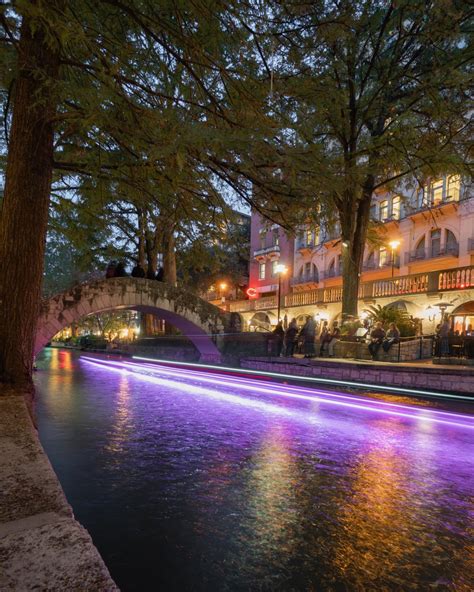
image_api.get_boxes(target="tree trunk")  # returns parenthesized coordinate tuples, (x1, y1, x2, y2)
(0, 5, 61, 388)
(163, 229, 177, 286)
(339, 177, 374, 320)
(137, 208, 146, 267)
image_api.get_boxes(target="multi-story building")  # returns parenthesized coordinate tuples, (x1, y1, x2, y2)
(229, 175, 474, 334)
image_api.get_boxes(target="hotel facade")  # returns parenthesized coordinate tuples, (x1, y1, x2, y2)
(227, 175, 474, 335)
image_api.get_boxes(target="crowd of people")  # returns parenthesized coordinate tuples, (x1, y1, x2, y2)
(272, 317, 342, 358)
(105, 261, 164, 281)
(434, 317, 474, 357)
(272, 316, 401, 360)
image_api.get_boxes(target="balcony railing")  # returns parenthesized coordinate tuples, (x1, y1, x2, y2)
(323, 268, 341, 279)
(253, 245, 280, 258)
(290, 273, 319, 286)
(407, 245, 459, 263)
(227, 265, 474, 312)
(296, 241, 315, 252)
(362, 257, 400, 272)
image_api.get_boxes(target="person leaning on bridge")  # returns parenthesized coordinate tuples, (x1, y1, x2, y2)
(115, 261, 128, 277)
(131, 263, 146, 278)
(368, 321, 385, 360)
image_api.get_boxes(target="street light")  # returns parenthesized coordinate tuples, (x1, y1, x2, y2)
(388, 240, 401, 277)
(275, 263, 287, 323)
(219, 282, 227, 304)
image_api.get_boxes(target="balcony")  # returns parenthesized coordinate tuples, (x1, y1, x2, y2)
(407, 245, 459, 263)
(403, 193, 468, 219)
(296, 241, 315, 255)
(322, 268, 341, 280)
(253, 244, 280, 261)
(226, 265, 474, 312)
(290, 273, 319, 289)
(363, 257, 400, 272)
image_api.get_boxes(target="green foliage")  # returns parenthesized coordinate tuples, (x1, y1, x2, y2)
(365, 304, 417, 337)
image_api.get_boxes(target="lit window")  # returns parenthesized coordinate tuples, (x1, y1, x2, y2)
(271, 260, 278, 276)
(259, 262, 265, 279)
(379, 247, 388, 267)
(430, 179, 444, 205)
(380, 201, 389, 221)
(392, 196, 401, 220)
(446, 175, 460, 202)
(314, 227, 320, 245)
(305, 229, 313, 245)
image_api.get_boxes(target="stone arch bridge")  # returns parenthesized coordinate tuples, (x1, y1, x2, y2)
(36, 278, 240, 362)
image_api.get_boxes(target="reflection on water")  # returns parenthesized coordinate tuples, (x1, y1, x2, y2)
(35, 349, 474, 591)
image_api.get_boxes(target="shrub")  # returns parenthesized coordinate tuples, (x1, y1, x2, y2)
(364, 304, 417, 337)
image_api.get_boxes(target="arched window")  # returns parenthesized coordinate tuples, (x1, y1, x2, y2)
(415, 236, 426, 260)
(445, 230, 459, 255)
(327, 259, 336, 278)
(430, 229, 441, 257)
(367, 251, 375, 269)
(312, 264, 319, 282)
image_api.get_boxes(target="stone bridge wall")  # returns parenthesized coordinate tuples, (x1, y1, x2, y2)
(36, 278, 238, 362)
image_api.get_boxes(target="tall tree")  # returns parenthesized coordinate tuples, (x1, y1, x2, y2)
(0, 1, 63, 387)
(262, 0, 472, 317)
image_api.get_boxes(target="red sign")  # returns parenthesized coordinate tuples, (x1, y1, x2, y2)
(246, 287, 258, 298)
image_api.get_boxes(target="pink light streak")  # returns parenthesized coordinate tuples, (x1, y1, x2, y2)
(81, 357, 474, 431)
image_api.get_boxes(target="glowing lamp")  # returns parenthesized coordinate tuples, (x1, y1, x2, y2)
(275, 263, 287, 275)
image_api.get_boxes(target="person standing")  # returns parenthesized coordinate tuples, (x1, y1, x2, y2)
(326, 321, 341, 357)
(439, 316, 450, 356)
(318, 320, 329, 355)
(273, 322, 285, 357)
(284, 318, 298, 357)
(301, 316, 316, 358)
(368, 321, 386, 359)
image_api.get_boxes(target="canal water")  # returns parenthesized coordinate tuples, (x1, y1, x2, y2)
(35, 349, 473, 591)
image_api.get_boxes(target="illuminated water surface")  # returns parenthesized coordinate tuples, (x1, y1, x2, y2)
(35, 349, 474, 591)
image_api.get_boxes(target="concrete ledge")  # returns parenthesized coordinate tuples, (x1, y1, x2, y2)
(241, 357, 474, 394)
(0, 393, 118, 591)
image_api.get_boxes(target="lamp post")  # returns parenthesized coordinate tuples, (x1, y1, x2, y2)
(275, 263, 287, 323)
(389, 240, 401, 277)
(219, 282, 227, 304)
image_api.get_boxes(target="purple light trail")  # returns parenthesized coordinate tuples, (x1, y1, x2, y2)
(132, 356, 473, 401)
(81, 357, 474, 430)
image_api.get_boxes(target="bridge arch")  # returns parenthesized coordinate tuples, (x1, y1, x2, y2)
(36, 278, 234, 362)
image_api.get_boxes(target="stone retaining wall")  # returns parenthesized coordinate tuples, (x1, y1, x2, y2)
(331, 337, 433, 362)
(0, 393, 118, 590)
(241, 357, 474, 394)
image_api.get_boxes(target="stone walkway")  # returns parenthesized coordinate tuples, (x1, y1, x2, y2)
(0, 392, 118, 591)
